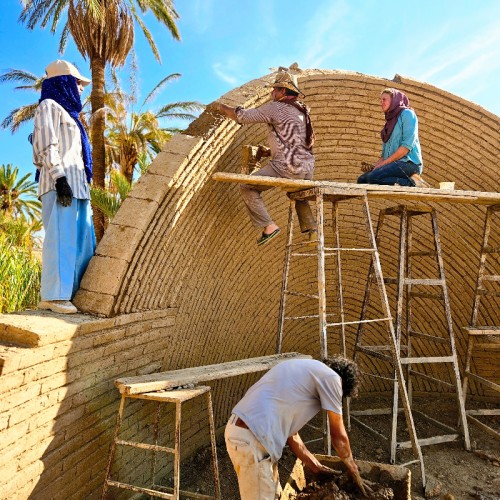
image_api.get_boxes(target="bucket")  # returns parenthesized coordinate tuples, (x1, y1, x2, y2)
(281, 454, 411, 499)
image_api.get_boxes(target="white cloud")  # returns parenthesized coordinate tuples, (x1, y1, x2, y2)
(212, 62, 240, 86)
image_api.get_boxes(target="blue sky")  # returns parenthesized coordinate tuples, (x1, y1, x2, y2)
(1, 0, 500, 181)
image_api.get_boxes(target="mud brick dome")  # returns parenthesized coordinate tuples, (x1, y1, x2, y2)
(74, 69, 499, 393)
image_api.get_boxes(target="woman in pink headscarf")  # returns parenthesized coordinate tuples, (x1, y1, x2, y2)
(358, 88, 430, 187)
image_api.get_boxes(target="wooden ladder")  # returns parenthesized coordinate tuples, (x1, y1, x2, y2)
(462, 203, 500, 439)
(350, 205, 470, 474)
(275, 187, 427, 486)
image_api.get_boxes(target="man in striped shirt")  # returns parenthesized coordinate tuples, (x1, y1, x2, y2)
(211, 72, 317, 246)
(32, 60, 96, 314)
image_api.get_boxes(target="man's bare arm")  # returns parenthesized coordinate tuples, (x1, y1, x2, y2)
(286, 433, 335, 475)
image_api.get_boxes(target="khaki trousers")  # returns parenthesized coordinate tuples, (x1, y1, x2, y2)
(239, 162, 316, 232)
(225, 414, 281, 500)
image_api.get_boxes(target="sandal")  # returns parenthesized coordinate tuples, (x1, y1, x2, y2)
(257, 228, 280, 246)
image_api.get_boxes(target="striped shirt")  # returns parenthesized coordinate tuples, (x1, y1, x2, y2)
(235, 101, 314, 176)
(32, 99, 90, 199)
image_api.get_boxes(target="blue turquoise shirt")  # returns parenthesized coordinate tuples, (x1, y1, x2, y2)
(382, 108, 423, 169)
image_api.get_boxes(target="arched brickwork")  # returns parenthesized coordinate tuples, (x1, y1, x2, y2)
(74, 69, 499, 395)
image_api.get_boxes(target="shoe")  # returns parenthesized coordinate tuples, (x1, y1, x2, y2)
(38, 300, 78, 314)
(257, 228, 280, 246)
(411, 174, 432, 188)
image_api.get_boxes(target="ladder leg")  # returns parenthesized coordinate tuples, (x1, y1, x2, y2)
(276, 200, 295, 354)
(333, 201, 346, 357)
(471, 206, 494, 326)
(316, 193, 327, 359)
(101, 395, 127, 500)
(431, 211, 471, 450)
(391, 208, 408, 463)
(361, 196, 427, 487)
(206, 391, 221, 499)
(151, 401, 162, 487)
(406, 215, 415, 406)
(174, 401, 182, 500)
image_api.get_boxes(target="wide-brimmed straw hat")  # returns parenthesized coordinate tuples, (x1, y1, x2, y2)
(45, 60, 91, 86)
(271, 71, 304, 97)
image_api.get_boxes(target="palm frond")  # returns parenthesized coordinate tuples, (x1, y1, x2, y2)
(0, 69, 39, 85)
(142, 73, 180, 107)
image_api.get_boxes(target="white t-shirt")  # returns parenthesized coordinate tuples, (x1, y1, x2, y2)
(232, 359, 343, 462)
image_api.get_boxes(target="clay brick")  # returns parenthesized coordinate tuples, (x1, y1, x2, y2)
(79, 255, 128, 296)
(95, 223, 145, 262)
(111, 196, 159, 232)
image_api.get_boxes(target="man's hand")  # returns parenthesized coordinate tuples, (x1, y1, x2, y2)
(55, 176, 73, 207)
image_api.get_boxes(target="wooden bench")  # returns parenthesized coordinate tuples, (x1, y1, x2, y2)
(103, 353, 311, 499)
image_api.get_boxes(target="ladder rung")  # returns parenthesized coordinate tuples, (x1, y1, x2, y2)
(473, 342, 500, 350)
(324, 247, 376, 252)
(413, 409, 459, 434)
(464, 372, 500, 392)
(409, 330, 449, 344)
(291, 252, 317, 257)
(115, 439, 174, 454)
(400, 355, 455, 364)
(477, 289, 500, 297)
(355, 346, 392, 362)
(327, 317, 391, 328)
(285, 290, 319, 299)
(466, 415, 500, 440)
(482, 246, 500, 254)
(397, 434, 460, 449)
(408, 250, 437, 257)
(105, 480, 174, 499)
(466, 409, 500, 416)
(409, 291, 444, 300)
(482, 274, 500, 282)
(285, 314, 320, 320)
(404, 278, 445, 286)
(408, 369, 454, 388)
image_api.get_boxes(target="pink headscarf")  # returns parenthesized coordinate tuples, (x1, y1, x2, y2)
(380, 89, 412, 143)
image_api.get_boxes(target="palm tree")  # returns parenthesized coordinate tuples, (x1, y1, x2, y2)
(105, 72, 204, 184)
(0, 164, 41, 222)
(90, 169, 132, 221)
(19, 0, 181, 240)
(0, 69, 44, 133)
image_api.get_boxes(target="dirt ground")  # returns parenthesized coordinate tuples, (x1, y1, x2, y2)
(178, 396, 499, 499)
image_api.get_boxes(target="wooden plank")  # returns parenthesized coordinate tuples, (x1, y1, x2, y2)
(212, 173, 500, 205)
(398, 434, 460, 449)
(116, 352, 311, 395)
(464, 327, 500, 336)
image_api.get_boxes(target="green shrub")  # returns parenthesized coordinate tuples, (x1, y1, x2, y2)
(0, 233, 41, 313)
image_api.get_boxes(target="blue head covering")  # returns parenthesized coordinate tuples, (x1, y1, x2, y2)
(36, 74, 93, 183)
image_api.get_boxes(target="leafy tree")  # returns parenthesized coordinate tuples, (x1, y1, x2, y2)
(20, 0, 181, 240)
(0, 164, 41, 222)
(105, 70, 204, 184)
